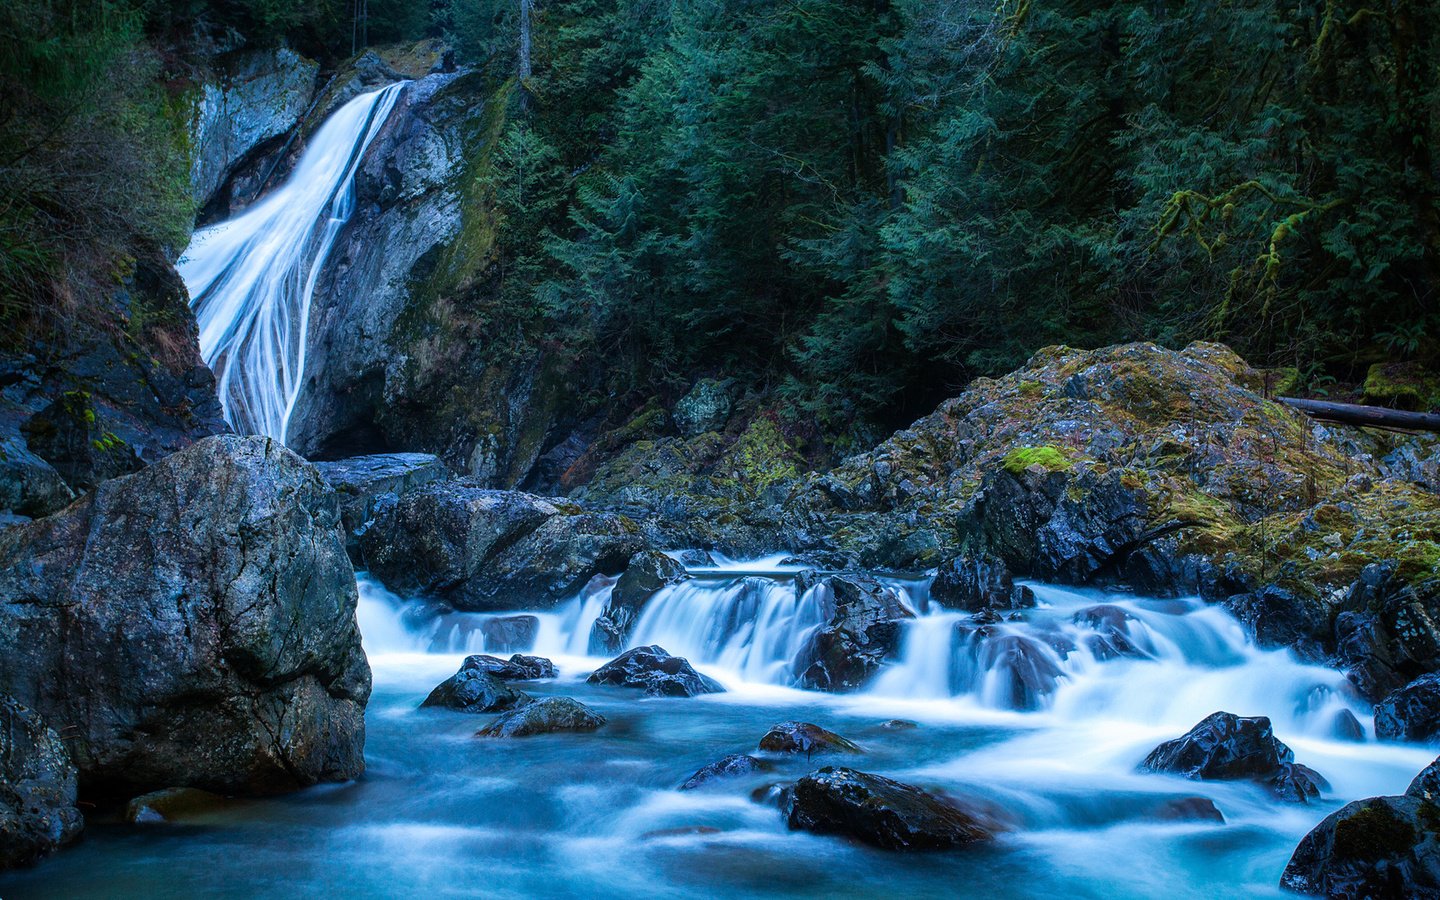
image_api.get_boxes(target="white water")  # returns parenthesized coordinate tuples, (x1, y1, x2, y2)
(178, 83, 406, 441)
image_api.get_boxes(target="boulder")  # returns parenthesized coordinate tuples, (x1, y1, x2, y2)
(358, 481, 644, 611)
(673, 379, 734, 436)
(758, 722, 861, 756)
(1151, 796, 1225, 823)
(312, 452, 448, 555)
(586, 646, 725, 698)
(1141, 712, 1323, 803)
(1073, 605, 1148, 661)
(467, 654, 558, 681)
(931, 554, 1036, 612)
(793, 573, 914, 692)
(421, 664, 531, 713)
(0, 434, 74, 519)
(971, 631, 1066, 710)
(1376, 674, 1440, 743)
(475, 697, 606, 738)
(0, 696, 82, 869)
(124, 787, 228, 824)
(1281, 795, 1440, 898)
(679, 754, 768, 791)
(481, 615, 540, 654)
(590, 550, 689, 654)
(781, 767, 993, 850)
(0, 435, 368, 797)
(1408, 757, 1440, 802)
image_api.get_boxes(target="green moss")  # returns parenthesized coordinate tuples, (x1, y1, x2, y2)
(1002, 445, 1071, 475)
(716, 417, 802, 494)
(1332, 803, 1416, 862)
(1017, 380, 1043, 397)
(1363, 362, 1440, 411)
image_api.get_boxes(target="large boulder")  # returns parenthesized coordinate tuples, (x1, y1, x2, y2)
(475, 697, 605, 738)
(1375, 674, 1440, 743)
(931, 554, 1036, 612)
(793, 573, 914, 691)
(673, 379, 734, 437)
(589, 550, 689, 654)
(758, 722, 861, 756)
(0, 695, 83, 869)
(954, 624, 1066, 710)
(1141, 712, 1324, 802)
(357, 480, 644, 611)
(466, 653, 558, 681)
(0, 435, 368, 797)
(421, 663, 531, 713)
(781, 767, 994, 850)
(312, 452, 449, 555)
(586, 646, 725, 698)
(1281, 795, 1440, 897)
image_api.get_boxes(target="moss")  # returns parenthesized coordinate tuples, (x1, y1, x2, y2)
(1017, 380, 1043, 398)
(1332, 803, 1416, 862)
(715, 416, 802, 494)
(1363, 362, 1440, 411)
(1002, 446, 1071, 476)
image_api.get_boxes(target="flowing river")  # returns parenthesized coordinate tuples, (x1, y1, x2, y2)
(3, 557, 1431, 899)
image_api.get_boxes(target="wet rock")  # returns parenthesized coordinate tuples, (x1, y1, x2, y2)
(1332, 709, 1366, 742)
(781, 767, 993, 850)
(587, 646, 724, 698)
(313, 452, 449, 556)
(880, 719, 919, 730)
(590, 551, 689, 654)
(974, 633, 1066, 710)
(0, 434, 74, 518)
(0, 435, 368, 798)
(421, 664, 531, 714)
(467, 654, 558, 681)
(1376, 674, 1440, 743)
(673, 379, 733, 436)
(124, 787, 228, 824)
(1152, 796, 1225, 823)
(1408, 758, 1440, 801)
(475, 697, 605, 738)
(758, 722, 861, 756)
(932, 554, 1036, 612)
(358, 481, 645, 611)
(679, 549, 717, 567)
(679, 755, 768, 790)
(1073, 605, 1148, 660)
(751, 782, 791, 806)
(1224, 586, 1330, 656)
(794, 573, 914, 692)
(481, 615, 539, 654)
(1281, 795, 1440, 898)
(1141, 712, 1322, 803)
(0, 696, 82, 869)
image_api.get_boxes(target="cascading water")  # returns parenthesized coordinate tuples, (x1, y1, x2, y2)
(178, 83, 406, 442)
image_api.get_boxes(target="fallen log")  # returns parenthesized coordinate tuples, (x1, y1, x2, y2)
(1280, 397, 1440, 434)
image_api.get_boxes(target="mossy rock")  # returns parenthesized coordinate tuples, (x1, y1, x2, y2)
(1001, 446, 1071, 476)
(1363, 362, 1440, 411)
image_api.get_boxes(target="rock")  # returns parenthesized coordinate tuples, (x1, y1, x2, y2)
(758, 722, 861, 756)
(1281, 795, 1440, 898)
(358, 480, 645, 611)
(781, 767, 993, 850)
(679, 755, 768, 790)
(590, 551, 689, 654)
(673, 379, 734, 436)
(586, 646, 725, 698)
(124, 787, 228, 824)
(1376, 674, 1440, 743)
(1151, 796, 1225, 823)
(679, 549, 717, 567)
(1073, 605, 1148, 660)
(1141, 712, 1322, 802)
(466, 654, 558, 681)
(481, 615, 540, 654)
(312, 452, 449, 556)
(0, 435, 368, 797)
(421, 663, 532, 713)
(0, 696, 82, 869)
(793, 573, 914, 691)
(879, 719, 919, 730)
(1224, 585, 1330, 655)
(475, 698, 605, 738)
(0, 434, 74, 518)
(971, 632, 1066, 710)
(1333, 709, 1366, 742)
(1407, 757, 1440, 801)
(641, 825, 722, 840)
(932, 554, 1036, 612)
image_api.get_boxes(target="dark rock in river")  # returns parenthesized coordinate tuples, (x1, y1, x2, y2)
(932, 554, 1036, 612)
(1408, 757, 1440, 802)
(1332, 709, 1366, 742)
(587, 646, 725, 698)
(124, 787, 229, 824)
(0, 435, 368, 798)
(781, 767, 993, 851)
(1073, 605, 1148, 661)
(466, 654, 558, 681)
(1141, 712, 1323, 803)
(421, 664, 532, 713)
(313, 452, 449, 557)
(1281, 794, 1440, 898)
(1334, 563, 1440, 702)
(758, 722, 861, 756)
(0, 695, 82, 869)
(476, 697, 605, 738)
(1151, 796, 1225, 824)
(1376, 674, 1440, 744)
(481, 615, 540, 654)
(590, 550, 689, 654)
(358, 480, 645, 611)
(679, 754, 769, 790)
(793, 573, 914, 692)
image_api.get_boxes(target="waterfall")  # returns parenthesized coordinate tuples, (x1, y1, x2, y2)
(178, 83, 407, 442)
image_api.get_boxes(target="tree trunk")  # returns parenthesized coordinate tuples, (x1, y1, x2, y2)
(1280, 397, 1440, 433)
(519, 0, 534, 112)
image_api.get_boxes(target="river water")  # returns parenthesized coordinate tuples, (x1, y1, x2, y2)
(3, 557, 1432, 898)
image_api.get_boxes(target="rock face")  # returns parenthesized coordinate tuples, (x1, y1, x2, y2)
(1141, 712, 1324, 802)
(758, 722, 861, 756)
(0, 696, 83, 869)
(931, 554, 1036, 612)
(358, 480, 644, 611)
(679, 755, 768, 790)
(793, 573, 914, 691)
(673, 379, 734, 436)
(587, 646, 725, 698)
(313, 452, 449, 555)
(0, 435, 368, 797)
(590, 551, 689, 654)
(475, 697, 606, 738)
(1281, 792, 1440, 897)
(1375, 674, 1440, 743)
(421, 662, 532, 713)
(781, 767, 993, 851)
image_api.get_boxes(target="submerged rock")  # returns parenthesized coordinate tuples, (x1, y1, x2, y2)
(475, 698, 606, 738)
(781, 767, 993, 851)
(1376, 674, 1440, 744)
(1141, 712, 1324, 803)
(1281, 795, 1440, 898)
(1073, 605, 1148, 661)
(793, 573, 914, 692)
(466, 654, 558, 681)
(758, 722, 862, 756)
(1151, 796, 1225, 824)
(0, 435, 368, 798)
(587, 646, 725, 698)
(0, 696, 82, 869)
(679, 755, 769, 790)
(421, 664, 531, 714)
(124, 787, 228, 824)
(590, 550, 689, 654)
